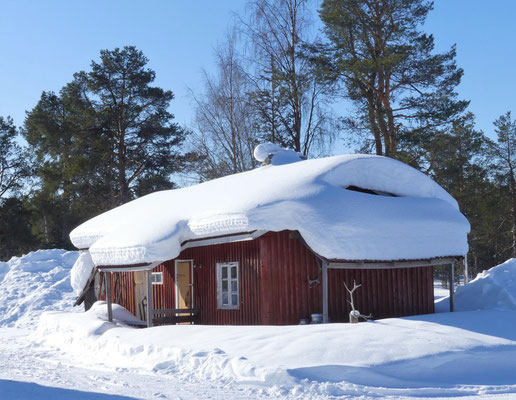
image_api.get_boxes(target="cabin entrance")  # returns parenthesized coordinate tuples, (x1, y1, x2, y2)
(134, 270, 147, 321)
(175, 260, 193, 312)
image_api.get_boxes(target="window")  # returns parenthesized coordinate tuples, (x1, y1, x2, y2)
(216, 262, 239, 309)
(151, 271, 163, 285)
(344, 185, 396, 197)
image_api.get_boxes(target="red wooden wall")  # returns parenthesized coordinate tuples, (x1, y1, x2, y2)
(259, 231, 322, 324)
(327, 266, 434, 322)
(101, 230, 435, 325)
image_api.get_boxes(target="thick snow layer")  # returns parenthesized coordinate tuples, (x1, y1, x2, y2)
(70, 251, 94, 294)
(437, 258, 516, 313)
(0, 249, 78, 327)
(33, 305, 516, 398)
(70, 154, 469, 266)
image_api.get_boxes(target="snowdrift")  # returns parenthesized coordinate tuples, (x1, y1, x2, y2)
(33, 303, 516, 397)
(70, 154, 469, 266)
(0, 249, 78, 327)
(437, 258, 516, 312)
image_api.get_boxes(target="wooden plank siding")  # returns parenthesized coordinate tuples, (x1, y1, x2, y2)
(259, 231, 322, 324)
(327, 266, 435, 321)
(99, 230, 435, 325)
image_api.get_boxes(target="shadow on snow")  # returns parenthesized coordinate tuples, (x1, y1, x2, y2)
(0, 379, 137, 400)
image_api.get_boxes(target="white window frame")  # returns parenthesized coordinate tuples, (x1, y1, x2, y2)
(151, 271, 163, 285)
(216, 262, 239, 310)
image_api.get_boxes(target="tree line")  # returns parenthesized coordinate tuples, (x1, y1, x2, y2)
(1, 0, 515, 278)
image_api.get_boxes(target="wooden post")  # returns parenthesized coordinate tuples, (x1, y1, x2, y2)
(449, 263, 455, 312)
(105, 272, 113, 323)
(322, 260, 329, 323)
(146, 269, 153, 327)
(464, 255, 469, 284)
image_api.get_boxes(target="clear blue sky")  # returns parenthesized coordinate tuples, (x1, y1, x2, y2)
(1, 0, 515, 145)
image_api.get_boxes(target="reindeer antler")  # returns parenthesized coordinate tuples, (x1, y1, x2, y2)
(344, 280, 361, 311)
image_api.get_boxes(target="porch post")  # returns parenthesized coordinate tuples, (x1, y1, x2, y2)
(146, 269, 153, 327)
(464, 255, 469, 284)
(449, 263, 455, 312)
(322, 260, 329, 323)
(105, 272, 113, 323)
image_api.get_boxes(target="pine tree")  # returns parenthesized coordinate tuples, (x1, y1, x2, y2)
(0, 116, 29, 200)
(24, 47, 189, 245)
(315, 0, 468, 159)
(489, 111, 516, 258)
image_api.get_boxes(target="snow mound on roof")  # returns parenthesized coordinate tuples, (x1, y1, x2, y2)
(438, 259, 516, 312)
(70, 154, 469, 266)
(0, 249, 78, 327)
(253, 142, 305, 165)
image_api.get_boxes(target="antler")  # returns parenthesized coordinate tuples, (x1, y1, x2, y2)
(343, 280, 361, 311)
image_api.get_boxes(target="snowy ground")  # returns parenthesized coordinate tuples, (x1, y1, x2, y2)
(1, 250, 516, 399)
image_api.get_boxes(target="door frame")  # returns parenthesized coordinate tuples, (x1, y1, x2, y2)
(174, 259, 194, 309)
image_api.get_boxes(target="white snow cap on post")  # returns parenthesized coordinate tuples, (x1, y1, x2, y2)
(253, 142, 305, 166)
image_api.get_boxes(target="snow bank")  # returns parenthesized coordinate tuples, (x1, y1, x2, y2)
(437, 258, 516, 312)
(0, 249, 78, 327)
(33, 305, 516, 396)
(70, 153, 469, 266)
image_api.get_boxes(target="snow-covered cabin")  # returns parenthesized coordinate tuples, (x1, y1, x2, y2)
(70, 144, 469, 326)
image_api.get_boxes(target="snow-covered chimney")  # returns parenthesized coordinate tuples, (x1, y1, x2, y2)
(253, 143, 306, 166)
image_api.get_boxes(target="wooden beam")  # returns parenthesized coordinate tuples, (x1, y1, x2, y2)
(146, 269, 153, 327)
(449, 263, 455, 312)
(151, 308, 199, 315)
(328, 257, 461, 270)
(464, 255, 469, 284)
(105, 272, 113, 323)
(322, 260, 329, 323)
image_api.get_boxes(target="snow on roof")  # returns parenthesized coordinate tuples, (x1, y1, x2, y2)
(70, 152, 469, 266)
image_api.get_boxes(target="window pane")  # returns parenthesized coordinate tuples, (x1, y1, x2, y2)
(222, 293, 228, 305)
(231, 266, 237, 279)
(232, 294, 238, 306)
(231, 281, 237, 292)
(222, 280, 228, 291)
(221, 266, 228, 279)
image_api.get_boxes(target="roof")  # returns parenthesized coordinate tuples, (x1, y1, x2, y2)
(70, 153, 470, 266)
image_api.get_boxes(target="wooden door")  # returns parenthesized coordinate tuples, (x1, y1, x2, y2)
(175, 261, 193, 310)
(134, 271, 146, 321)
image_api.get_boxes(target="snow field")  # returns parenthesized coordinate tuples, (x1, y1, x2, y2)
(4, 249, 516, 398)
(32, 303, 516, 398)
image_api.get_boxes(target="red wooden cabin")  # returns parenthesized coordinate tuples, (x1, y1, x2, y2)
(72, 148, 468, 326)
(89, 229, 457, 326)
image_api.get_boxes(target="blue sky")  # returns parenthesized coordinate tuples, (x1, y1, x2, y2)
(0, 0, 515, 146)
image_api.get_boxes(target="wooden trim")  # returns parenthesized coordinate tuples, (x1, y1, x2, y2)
(180, 231, 267, 251)
(328, 257, 463, 270)
(98, 261, 161, 272)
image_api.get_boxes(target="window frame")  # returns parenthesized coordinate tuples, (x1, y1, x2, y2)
(216, 262, 239, 310)
(151, 271, 163, 285)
